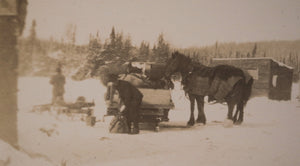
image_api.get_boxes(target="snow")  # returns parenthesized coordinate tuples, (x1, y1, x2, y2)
(0, 140, 52, 166)
(1, 77, 300, 166)
(213, 57, 293, 69)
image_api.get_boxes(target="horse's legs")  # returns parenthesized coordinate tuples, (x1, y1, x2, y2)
(195, 95, 206, 124)
(187, 93, 196, 126)
(227, 101, 235, 121)
(232, 107, 239, 123)
(235, 102, 244, 124)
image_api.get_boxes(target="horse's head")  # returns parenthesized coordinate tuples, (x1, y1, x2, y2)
(165, 51, 191, 78)
(165, 51, 181, 77)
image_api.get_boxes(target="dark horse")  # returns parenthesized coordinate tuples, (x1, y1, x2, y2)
(165, 52, 253, 125)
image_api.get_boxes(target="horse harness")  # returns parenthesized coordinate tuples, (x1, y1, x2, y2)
(180, 60, 214, 87)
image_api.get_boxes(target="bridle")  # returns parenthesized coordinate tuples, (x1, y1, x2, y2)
(178, 57, 194, 86)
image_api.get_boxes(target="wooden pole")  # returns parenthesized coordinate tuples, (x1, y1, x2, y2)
(0, 16, 19, 147)
(0, 0, 27, 147)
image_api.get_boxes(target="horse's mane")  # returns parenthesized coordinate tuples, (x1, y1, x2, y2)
(172, 52, 214, 77)
(173, 51, 245, 81)
(172, 51, 192, 65)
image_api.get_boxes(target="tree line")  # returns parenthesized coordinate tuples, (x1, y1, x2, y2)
(18, 20, 300, 80)
(18, 21, 171, 77)
(179, 40, 300, 80)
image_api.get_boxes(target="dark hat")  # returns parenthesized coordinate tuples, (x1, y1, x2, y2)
(108, 74, 119, 82)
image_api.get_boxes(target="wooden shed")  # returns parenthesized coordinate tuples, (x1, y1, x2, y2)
(212, 57, 294, 100)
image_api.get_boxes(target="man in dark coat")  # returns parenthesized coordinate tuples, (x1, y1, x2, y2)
(50, 67, 66, 105)
(108, 74, 143, 134)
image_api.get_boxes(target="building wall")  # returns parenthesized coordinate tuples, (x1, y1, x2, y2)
(269, 61, 293, 100)
(212, 58, 272, 97)
(212, 58, 293, 100)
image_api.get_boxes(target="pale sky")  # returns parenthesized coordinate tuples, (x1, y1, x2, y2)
(23, 0, 300, 48)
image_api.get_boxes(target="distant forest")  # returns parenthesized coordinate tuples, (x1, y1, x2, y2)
(18, 20, 300, 81)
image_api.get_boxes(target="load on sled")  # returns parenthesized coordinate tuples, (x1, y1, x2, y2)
(105, 63, 174, 132)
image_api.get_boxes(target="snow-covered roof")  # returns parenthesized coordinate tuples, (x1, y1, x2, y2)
(272, 59, 294, 70)
(213, 57, 293, 70)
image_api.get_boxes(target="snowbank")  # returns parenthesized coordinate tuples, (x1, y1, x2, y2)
(0, 140, 52, 166)
(9, 77, 300, 165)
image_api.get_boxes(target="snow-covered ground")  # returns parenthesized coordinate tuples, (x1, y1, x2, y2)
(1, 77, 300, 166)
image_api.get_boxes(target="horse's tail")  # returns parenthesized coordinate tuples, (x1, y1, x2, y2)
(242, 77, 254, 106)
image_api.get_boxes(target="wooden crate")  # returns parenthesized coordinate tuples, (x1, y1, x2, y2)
(139, 88, 174, 109)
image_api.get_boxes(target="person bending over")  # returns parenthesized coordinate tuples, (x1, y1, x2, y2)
(108, 74, 143, 134)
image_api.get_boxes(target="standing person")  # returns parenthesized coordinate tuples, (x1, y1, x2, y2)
(50, 66, 66, 105)
(108, 74, 143, 134)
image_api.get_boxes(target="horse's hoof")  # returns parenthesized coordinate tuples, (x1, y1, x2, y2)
(232, 118, 237, 123)
(234, 121, 243, 125)
(187, 121, 195, 126)
(196, 119, 206, 125)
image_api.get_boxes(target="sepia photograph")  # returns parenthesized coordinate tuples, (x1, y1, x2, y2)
(1, 0, 300, 165)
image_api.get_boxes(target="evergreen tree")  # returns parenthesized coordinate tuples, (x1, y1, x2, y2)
(102, 27, 134, 61)
(235, 51, 240, 58)
(122, 36, 133, 60)
(27, 19, 37, 74)
(215, 41, 219, 57)
(252, 43, 257, 57)
(102, 27, 118, 60)
(152, 33, 170, 62)
(109, 26, 116, 50)
(71, 25, 77, 45)
(139, 41, 150, 61)
(76, 33, 102, 77)
(88, 33, 102, 58)
(151, 44, 157, 61)
(115, 33, 123, 58)
(29, 19, 37, 43)
(247, 52, 251, 58)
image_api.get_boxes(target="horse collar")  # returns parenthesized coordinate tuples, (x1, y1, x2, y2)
(180, 59, 194, 84)
(184, 60, 194, 74)
(187, 65, 194, 73)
